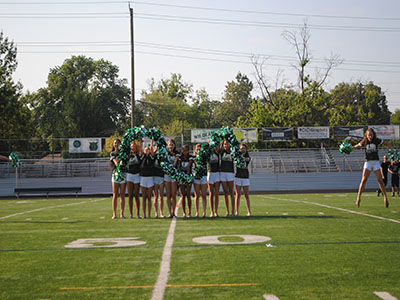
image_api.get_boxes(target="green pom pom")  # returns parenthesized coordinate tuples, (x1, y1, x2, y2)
(9, 152, 21, 168)
(339, 141, 353, 155)
(388, 149, 400, 161)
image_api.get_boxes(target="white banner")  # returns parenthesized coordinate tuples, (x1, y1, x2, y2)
(69, 138, 102, 153)
(233, 128, 258, 142)
(369, 125, 400, 140)
(298, 127, 330, 139)
(191, 129, 217, 143)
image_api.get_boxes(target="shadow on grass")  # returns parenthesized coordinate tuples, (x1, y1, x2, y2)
(176, 215, 340, 221)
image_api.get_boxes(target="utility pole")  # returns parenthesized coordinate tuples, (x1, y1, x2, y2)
(181, 114, 185, 146)
(129, 4, 135, 128)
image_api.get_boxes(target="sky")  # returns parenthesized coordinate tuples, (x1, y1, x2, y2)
(1, 0, 400, 113)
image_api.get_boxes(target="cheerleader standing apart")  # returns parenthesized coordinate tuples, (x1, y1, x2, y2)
(110, 139, 127, 219)
(352, 128, 393, 208)
(234, 144, 252, 216)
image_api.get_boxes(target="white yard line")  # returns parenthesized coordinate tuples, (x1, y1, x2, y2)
(374, 292, 399, 300)
(0, 199, 105, 220)
(262, 196, 400, 224)
(151, 200, 181, 300)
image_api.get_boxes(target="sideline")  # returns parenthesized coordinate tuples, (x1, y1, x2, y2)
(262, 195, 400, 224)
(0, 198, 107, 220)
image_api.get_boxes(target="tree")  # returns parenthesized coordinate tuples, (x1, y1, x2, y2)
(391, 109, 400, 125)
(281, 22, 342, 92)
(0, 31, 33, 142)
(214, 72, 254, 127)
(140, 73, 194, 136)
(328, 82, 390, 126)
(28, 55, 130, 138)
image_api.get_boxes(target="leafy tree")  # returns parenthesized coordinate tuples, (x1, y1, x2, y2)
(140, 73, 196, 135)
(328, 82, 390, 125)
(0, 31, 33, 141)
(391, 109, 400, 125)
(28, 55, 130, 138)
(214, 72, 254, 127)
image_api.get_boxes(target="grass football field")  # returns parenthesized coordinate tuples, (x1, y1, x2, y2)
(0, 193, 399, 300)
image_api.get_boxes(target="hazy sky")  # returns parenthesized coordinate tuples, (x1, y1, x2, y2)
(1, 0, 400, 112)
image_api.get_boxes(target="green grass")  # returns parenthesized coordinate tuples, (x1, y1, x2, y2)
(0, 193, 399, 299)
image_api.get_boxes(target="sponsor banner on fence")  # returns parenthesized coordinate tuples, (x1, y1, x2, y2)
(191, 129, 217, 143)
(232, 128, 258, 143)
(262, 127, 293, 141)
(333, 126, 364, 140)
(69, 138, 102, 153)
(298, 127, 330, 139)
(369, 125, 400, 140)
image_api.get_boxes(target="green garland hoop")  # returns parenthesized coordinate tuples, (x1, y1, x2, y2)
(9, 152, 21, 168)
(113, 126, 245, 184)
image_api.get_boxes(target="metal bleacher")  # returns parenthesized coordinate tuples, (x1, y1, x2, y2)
(0, 148, 372, 179)
(329, 149, 365, 172)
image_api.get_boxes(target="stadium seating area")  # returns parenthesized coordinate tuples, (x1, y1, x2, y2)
(0, 148, 372, 178)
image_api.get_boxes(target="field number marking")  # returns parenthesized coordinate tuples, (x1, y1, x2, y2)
(374, 292, 399, 300)
(64, 237, 146, 248)
(264, 295, 280, 300)
(193, 235, 271, 245)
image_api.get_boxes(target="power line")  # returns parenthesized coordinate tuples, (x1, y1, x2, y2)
(2, 11, 400, 32)
(16, 40, 400, 68)
(21, 48, 400, 74)
(133, 13, 400, 32)
(0, 1, 127, 4)
(1, 0, 399, 22)
(130, 1, 400, 22)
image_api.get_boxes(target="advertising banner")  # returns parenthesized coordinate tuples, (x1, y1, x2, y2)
(232, 128, 258, 143)
(333, 126, 364, 140)
(262, 127, 293, 141)
(191, 129, 217, 143)
(369, 125, 400, 140)
(69, 138, 102, 153)
(298, 127, 330, 139)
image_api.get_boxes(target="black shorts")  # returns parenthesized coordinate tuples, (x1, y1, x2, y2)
(391, 174, 399, 187)
(382, 177, 388, 186)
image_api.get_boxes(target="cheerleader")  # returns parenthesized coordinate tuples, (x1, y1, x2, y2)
(220, 140, 235, 217)
(110, 138, 127, 219)
(152, 145, 165, 218)
(177, 144, 194, 218)
(352, 128, 393, 208)
(126, 141, 142, 219)
(140, 144, 155, 218)
(234, 144, 252, 216)
(164, 139, 178, 218)
(193, 144, 208, 218)
(207, 145, 220, 217)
